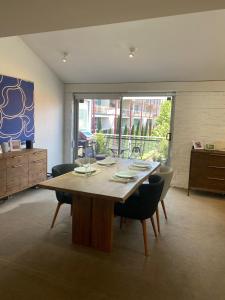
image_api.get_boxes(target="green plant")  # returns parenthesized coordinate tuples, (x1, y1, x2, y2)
(123, 124, 128, 135)
(95, 132, 105, 154)
(141, 126, 144, 137)
(135, 121, 140, 136)
(131, 124, 135, 135)
(152, 100, 171, 138)
(97, 118, 102, 133)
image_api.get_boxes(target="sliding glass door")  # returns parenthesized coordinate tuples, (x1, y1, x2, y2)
(73, 94, 173, 164)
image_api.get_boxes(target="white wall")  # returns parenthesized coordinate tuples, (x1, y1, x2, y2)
(0, 36, 64, 171)
(65, 82, 225, 189)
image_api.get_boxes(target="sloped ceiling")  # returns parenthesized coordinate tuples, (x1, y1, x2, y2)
(1, 0, 225, 37)
(22, 10, 225, 83)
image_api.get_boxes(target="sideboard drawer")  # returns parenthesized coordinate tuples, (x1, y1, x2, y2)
(207, 177, 225, 192)
(208, 153, 225, 167)
(207, 166, 225, 179)
(189, 149, 225, 195)
(0, 170, 6, 197)
(29, 150, 46, 163)
(0, 159, 6, 169)
(29, 159, 47, 185)
(7, 155, 27, 168)
(7, 164, 28, 192)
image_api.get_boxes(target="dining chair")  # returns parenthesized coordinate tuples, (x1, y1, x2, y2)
(155, 166, 174, 233)
(114, 175, 164, 256)
(51, 163, 78, 228)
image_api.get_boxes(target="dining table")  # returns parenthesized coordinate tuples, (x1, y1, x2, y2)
(38, 159, 160, 252)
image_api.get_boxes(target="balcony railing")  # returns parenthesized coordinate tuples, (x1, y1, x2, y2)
(79, 133, 168, 162)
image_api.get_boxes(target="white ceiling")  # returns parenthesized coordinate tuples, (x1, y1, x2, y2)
(1, 0, 225, 37)
(22, 10, 225, 83)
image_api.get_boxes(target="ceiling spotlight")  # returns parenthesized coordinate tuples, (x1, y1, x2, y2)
(129, 47, 136, 58)
(62, 52, 68, 63)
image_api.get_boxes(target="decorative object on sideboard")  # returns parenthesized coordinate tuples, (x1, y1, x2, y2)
(10, 140, 21, 151)
(0, 142, 10, 153)
(26, 140, 33, 149)
(204, 143, 215, 151)
(192, 141, 203, 149)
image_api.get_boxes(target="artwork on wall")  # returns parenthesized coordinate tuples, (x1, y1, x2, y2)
(0, 75, 34, 144)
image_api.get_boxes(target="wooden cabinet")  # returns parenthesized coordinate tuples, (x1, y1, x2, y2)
(188, 149, 225, 195)
(0, 149, 47, 199)
(0, 159, 6, 197)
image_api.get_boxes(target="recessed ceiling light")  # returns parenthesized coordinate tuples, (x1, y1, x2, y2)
(62, 52, 68, 63)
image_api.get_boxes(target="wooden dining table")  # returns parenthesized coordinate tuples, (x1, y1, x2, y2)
(38, 159, 160, 252)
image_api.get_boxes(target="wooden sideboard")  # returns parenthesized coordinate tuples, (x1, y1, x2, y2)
(188, 149, 225, 195)
(0, 148, 47, 199)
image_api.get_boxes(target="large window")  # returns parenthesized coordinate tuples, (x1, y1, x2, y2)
(75, 95, 173, 163)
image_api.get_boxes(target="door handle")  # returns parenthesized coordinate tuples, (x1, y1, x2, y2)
(166, 133, 172, 141)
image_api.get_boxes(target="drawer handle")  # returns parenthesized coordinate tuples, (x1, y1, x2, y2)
(208, 177, 225, 181)
(208, 166, 225, 169)
(12, 164, 23, 168)
(32, 159, 43, 163)
(209, 154, 225, 157)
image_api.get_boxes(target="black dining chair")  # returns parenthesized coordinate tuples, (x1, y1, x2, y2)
(114, 174, 164, 256)
(51, 163, 78, 228)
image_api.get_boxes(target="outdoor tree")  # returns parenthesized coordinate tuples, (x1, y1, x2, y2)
(116, 117, 120, 134)
(135, 121, 140, 136)
(123, 124, 128, 135)
(152, 100, 171, 137)
(152, 100, 171, 161)
(144, 120, 149, 136)
(131, 124, 135, 135)
(97, 118, 102, 133)
(148, 119, 152, 136)
(141, 125, 144, 137)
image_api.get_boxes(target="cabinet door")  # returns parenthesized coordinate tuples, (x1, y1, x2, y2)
(189, 152, 208, 189)
(6, 161, 28, 193)
(28, 151, 47, 186)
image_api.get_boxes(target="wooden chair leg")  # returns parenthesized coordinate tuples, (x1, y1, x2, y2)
(156, 207, 160, 234)
(161, 200, 168, 220)
(150, 216, 157, 238)
(51, 202, 62, 229)
(141, 220, 149, 256)
(70, 203, 73, 216)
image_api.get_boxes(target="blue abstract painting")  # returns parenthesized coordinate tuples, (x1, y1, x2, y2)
(0, 75, 34, 144)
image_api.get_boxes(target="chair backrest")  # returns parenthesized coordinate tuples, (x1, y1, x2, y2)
(156, 165, 174, 201)
(52, 163, 78, 202)
(52, 163, 78, 177)
(74, 157, 96, 166)
(138, 174, 164, 219)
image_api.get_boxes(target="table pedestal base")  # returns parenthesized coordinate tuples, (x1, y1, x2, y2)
(72, 195, 114, 252)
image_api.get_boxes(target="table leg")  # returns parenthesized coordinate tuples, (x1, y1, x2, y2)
(72, 195, 114, 252)
(72, 194, 92, 246)
(91, 198, 114, 252)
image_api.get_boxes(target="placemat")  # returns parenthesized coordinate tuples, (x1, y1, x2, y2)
(128, 165, 150, 171)
(71, 169, 102, 177)
(109, 175, 138, 184)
